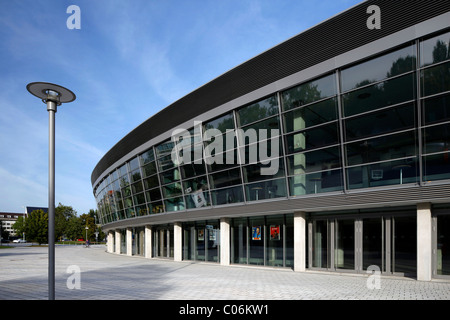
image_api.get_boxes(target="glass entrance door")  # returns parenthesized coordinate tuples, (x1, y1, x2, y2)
(335, 219, 355, 270)
(312, 220, 329, 269)
(362, 218, 383, 271)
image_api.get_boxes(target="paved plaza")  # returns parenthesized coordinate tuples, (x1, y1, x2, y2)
(1, 245, 450, 301)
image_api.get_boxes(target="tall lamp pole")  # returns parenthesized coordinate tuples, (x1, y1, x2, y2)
(26, 82, 76, 300)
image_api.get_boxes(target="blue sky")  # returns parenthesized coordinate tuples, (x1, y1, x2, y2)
(0, 0, 361, 215)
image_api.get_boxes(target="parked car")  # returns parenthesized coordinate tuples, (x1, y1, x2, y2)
(13, 239, 26, 243)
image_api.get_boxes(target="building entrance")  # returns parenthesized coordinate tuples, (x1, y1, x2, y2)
(308, 209, 416, 276)
(153, 225, 174, 258)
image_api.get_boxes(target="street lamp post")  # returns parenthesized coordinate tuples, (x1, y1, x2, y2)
(26, 82, 76, 300)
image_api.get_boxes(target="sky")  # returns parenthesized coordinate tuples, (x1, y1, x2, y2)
(0, 0, 362, 216)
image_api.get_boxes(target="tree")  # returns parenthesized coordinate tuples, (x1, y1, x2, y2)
(55, 203, 77, 240)
(18, 209, 48, 245)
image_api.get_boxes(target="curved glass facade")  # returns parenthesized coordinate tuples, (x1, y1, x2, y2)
(94, 30, 450, 226)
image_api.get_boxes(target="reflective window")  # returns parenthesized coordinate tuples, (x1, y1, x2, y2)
(281, 74, 336, 111)
(420, 31, 450, 67)
(164, 197, 185, 212)
(242, 158, 285, 183)
(289, 169, 343, 195)
(346, 131, 416, 166)
(347, 158, 418, 189)
(423, 152, 450, 182)
(342, 73, 416, 117)
(146, 187, 162, 202)
(155, 140, 175, 159)
(209, 168, 242, 189)
(345, 103, 416, 141)
(142, 161, 157, 177)
(159, 168, 180, 184)
(162, 182, 183, 198)
(204, 112, 235, 132)
(341, 45, 416, 92)
(140, 149, 155, 165)
(211, 186, 244, 205)
(283, 98, 337, 133)
(423, 123, 450, 155)
(421, 61, 450, 97)
(285, 122, 339, 154)
(422, 93, 450, 125)
(143, 175, 159, 190)
(237, 95, 278, 127)
(245, 178, 287, 201)
(287, 146, 341, 175)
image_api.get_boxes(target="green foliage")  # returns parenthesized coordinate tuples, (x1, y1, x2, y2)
(12, 204, 104, 244)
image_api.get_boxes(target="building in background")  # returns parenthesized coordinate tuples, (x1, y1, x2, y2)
(91, 1, 450, 281)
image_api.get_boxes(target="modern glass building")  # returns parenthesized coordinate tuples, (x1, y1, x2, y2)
(91, 1, 450, 280)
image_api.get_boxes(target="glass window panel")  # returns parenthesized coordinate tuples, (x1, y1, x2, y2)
(178, 144, 205, 170)
(119, 174, 130, 188)
(185, 190, 211, 209)
(346, 131, 417, 166)
(149, 201, 164, 214)
(140, 149, 155, 165)
(283, 98, 337, 133)
(285, 122, 339, 154)
(239, 137, 282, 165)
(162, 182, 183, 198)
(143, 175, 159, 190)
(342, 73, 416, 117)
(121, 186, 131, 198)
(146, 187, 162, 202)
(211, 186, 244, 205)
(312, 220, 328, 268)
(164, 197, 185, 212)
(131, 181, 143, 194)
(420, 31, 450, 67)
(111, 169, 119, 181)
(266, 215, 284, 267)
(345, 103, 416, 141)
(231, 218, 248, 264)
(437, 214, 450, 275)
(204, 132, 238, 156)
(129, 157, 139, 171)
(423, 123, 450, 155)
(118, 163, 128, 177)
(242, 158, 285, 183)
(209, 168, 242, 189)
(421, 61, 450, 97)
(347, 158, 418, 189)
(289, 169, 343, 196)
(133, 193, 146, 205)
(287, 146, 341, 175)
(159, 168, 180, 184)
(245, 178, 287, 201)
(142, 161, 157, 177)
(237, 95, 279, 126)
(335, 219, 355, 270)
(135, 205, 149, 217)
(362, 218, 383, 270)
(341, 45, 416, 92)
(206, 149, 240, 172)
(182, 176, 209, 194)
(423, 152, 450, 182)
(422, 93, 450, 125)
(281, 73, 336, 111)
(249, 217, 265, 265)
(204, 112, 235, 132)
(239, 116, 280, 143)
(393, 216, 416, 274)
(130, 168, 141, 183)
(123, 197, 133, 208)
(181, 162, 206, 179)
(155, 140, 175, 159)
(157, 153, 176, 172)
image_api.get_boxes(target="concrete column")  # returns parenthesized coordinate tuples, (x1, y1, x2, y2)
(174, 222, 183, 262)
(145, 225, 152, 258)
(417, 203, 432, 281)
(126, 228, 132, 256)
(107, 231, 114, 253)
(294, 211, 306, 272)
(220, 218, 230, 266)
(115, 229, 121, 254)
